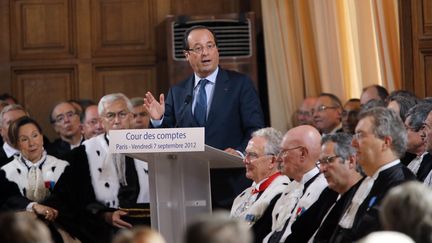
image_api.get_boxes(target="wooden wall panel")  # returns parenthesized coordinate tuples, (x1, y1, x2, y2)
(423, 0, 432, 35)
(93, 65, 156, 99)
(423, 54, 432, 94)
(0, 0, 264, 139)
(10, 0, 76, 60)
(170, 0, 240, 15)
(91, 0, 155, 57)
(400, 0, 432, 97)
(12, 67, 78, 139)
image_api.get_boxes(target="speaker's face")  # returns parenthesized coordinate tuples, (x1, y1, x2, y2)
(184, 29, 219, 78)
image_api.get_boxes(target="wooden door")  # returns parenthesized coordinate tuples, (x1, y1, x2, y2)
(400, 0, 432, 97)
(0, 0, 159, 139)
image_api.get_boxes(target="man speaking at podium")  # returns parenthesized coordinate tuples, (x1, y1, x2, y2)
(144, 25, 265, 209)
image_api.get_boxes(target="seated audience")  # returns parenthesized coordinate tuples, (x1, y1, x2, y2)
(306, 133, 364, 243)
(0, 93, 18, 105)
(81, 104, 104, 140)
(404, 104, 432, 170)
(230, 127, 289, 243)
(112, 226, 166, 243)
(423, 97, 432, 104)
(0, 100, 8, 112)
(313, 93, 343, 135)
(0, 212, 53, 243)
(263, 125, 328, 243)
(296, 97, 317, 126)
(67, 99, 84, 115)
(1, 117, 67, 214)
(387, 95, 418, 122)
(360, 99, 386, 112)
(130, 97, 150, 129)
(387, 89, 418, 100)
(1, 117, 69, 242)
(360, 85, 389, 105)
(185, 211, 252, 243)
(341, 99, 360, 134)
(0, 105, 29, 167)
(51, 93, 150, 243)
(419, 106, 432, 186)
(49, 101, 84, 159)
(380, 181, 432, 243)
(331, 107, 415, 242)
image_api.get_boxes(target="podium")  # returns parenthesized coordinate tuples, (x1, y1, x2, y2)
(128, 145, 243, 243)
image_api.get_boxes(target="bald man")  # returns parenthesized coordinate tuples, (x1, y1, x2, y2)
(263, 125, 329, 243)
(360, 85, 389, 105)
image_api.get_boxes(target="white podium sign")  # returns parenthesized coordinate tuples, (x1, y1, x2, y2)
(108, 127, 204, 153)
(109, 127, 242, 243)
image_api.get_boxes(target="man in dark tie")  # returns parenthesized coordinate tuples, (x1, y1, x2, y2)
(144, 25, 265, 209)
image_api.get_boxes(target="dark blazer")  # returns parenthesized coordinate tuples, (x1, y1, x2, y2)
(416, 153, 432, 181)
(160, 68, 265, 209)
(284, 187, 339, 243)
(0, 149, 13, 168)
(331, 163, 416, 242)
(161, 67, 265, 151)
(252, 193, 283, 243)
(48, 137, 82, 160)
(312, 178, 364, 243)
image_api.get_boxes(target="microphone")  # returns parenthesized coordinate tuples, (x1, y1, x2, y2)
(176, 95, 192, 127)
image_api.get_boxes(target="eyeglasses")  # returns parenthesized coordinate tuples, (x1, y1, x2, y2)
(276, 146, 303, 160)
(244, 151, 274, 161)
(103, 110, 129, 121)
(315, 105, 339, 113)
(186, 43, 217, 54)
(53, 111, 78, 124)
(316, 155, 340, 168)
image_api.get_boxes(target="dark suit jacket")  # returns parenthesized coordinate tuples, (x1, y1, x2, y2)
(0, 149, 13, 168)
(252, 193, 283, 243)
(48, 138, 73, 160)
(160, 68, 265, 209)
(284, 187, 339, 243)
(312, 178, 364, 243)
(161, 67, 265, 151)
(416, 152, 432, 181)
(331, 163, 416, 242)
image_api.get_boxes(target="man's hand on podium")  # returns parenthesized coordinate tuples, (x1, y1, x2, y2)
(103, 210, 132, 229)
